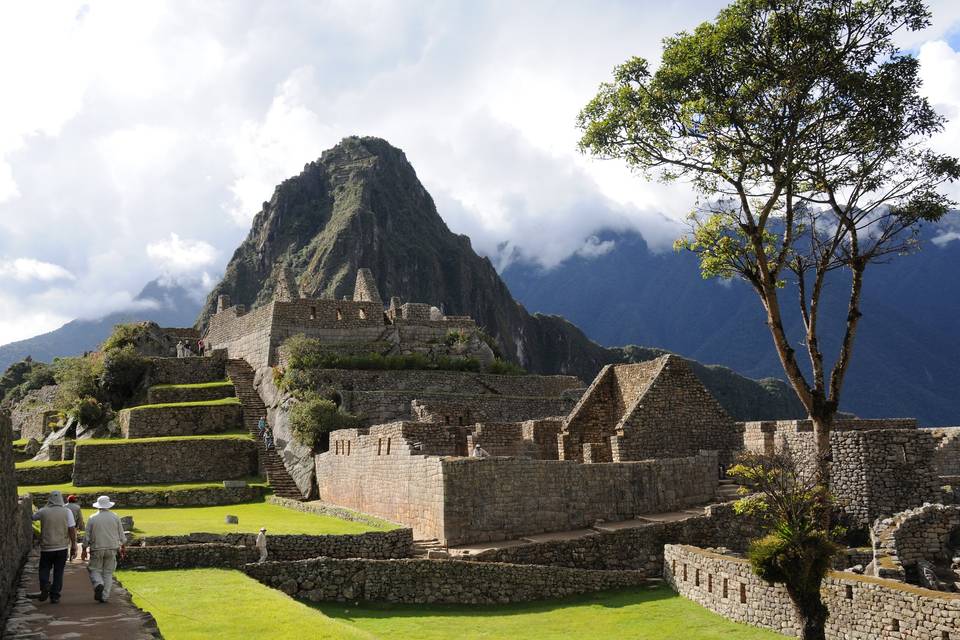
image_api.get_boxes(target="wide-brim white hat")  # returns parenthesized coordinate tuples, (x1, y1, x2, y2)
(92, 495, 115, 509)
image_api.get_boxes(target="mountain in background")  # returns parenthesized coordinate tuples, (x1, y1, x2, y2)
(502, 224, 960, 426)
(0, 279, 202, 372)
(197, 136, 804, 421)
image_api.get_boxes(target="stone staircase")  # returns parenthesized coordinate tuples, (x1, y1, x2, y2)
(716, 478, 744, 501)
(226, 358, 304, 500)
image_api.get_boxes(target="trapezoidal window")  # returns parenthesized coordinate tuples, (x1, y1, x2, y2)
(336, 308, 343, 321)
(377, 438, 383, 456)
(347, 441, 351, 456)
(310, 306, 316, 320)
(386, 437, 392, 455)
(358, 308, 366, 320)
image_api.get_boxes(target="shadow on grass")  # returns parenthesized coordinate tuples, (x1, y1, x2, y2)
(308, 585, 674, 622)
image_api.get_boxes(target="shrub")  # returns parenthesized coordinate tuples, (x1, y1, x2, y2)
(444, 329, 469, 346)
(101, 322, 148, 352)
(486, 359, 526, 376)
(70, 396, 106, 427)
(289, 392, 360, 450)
(100, 345, 150, 400)
(53, 354, 104, 412)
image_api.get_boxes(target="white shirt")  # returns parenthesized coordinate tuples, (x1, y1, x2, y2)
(255, 532, 267, 550)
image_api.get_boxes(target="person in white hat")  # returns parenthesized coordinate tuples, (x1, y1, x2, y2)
(256, 527, 268, 563)
(84, 496, 126, 603)
(31, 490, 77, 603)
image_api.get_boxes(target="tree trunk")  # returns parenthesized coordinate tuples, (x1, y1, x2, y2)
(787, 585, 829, 640)
(809, 410, 833, 490)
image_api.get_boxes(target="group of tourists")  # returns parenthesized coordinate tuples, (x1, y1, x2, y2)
(175, 339, 205, 358)
(31, 491, 126, 605)
(258, 416, 275, 450)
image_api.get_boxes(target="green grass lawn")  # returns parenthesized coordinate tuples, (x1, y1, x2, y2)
(149, 380, 233, 390)
(15, 459, 73, 469)
(83, 498, 395, 536)
(12, 438, 28, 447)
(118, 569, 783, 640)
(17, 477, 269, 496)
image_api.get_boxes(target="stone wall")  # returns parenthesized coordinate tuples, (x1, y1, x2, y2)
(205, 303, 276, 369)
(14, 461, 73, 485)
(466, 422, 528, 457)
(440, 453, 718, 546)
(73, 437, 258, 485)
(245, 557, 648, 604)
(744, 421, 940, 526)
(467, 502, 764, 575)
(522, 419, 563, 459)
(348, 391, 571, 426)
(933, 427, 960, 476)
(267, 496, 403, 528)
(872, 503, 960, 581)
(664, 544, 960, 639)
(318, 422, 718, 546)
(119, 402, 242, 438)
(24, 485, 265, 508)
(146, 382, 235, 404)
(1, 411, 34, 628)
(133, 528, 411, 561)
(124, 543, 254, 570)
(147, 353, 226, 386)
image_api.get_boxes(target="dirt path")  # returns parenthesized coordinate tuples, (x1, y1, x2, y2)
(3, 550, 160, 640)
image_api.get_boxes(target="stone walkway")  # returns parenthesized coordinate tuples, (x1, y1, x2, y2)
(3, 551, 160, 640)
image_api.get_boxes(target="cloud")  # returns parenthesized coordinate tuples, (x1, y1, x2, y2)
(0, 1, 957, 348)
(577, 236, 617, 259)
(0, 258, 74, 282)
(147, 233, 217, 274)
(933, 231, 960, 246)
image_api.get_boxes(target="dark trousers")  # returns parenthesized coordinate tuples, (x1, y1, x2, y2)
(39, 549, 68, 597)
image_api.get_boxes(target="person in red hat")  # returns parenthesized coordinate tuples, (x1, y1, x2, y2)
(65, 495, 86, 561)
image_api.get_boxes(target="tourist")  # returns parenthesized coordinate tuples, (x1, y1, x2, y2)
(65, 495, 86, 562)
(471, 445, 490, 458)
(197, 339, 205, 356)
(256, 527, 268, 562)
(176, 340, 184, 358)
(31, 490, 78, 604)
(257, 416, 266, 437)
(263, 427, 275, 451)
(84, 495, 126, 604)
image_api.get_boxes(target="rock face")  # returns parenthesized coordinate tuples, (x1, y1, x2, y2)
(253, 366, 317, 499)
(197, 136, 804, 421)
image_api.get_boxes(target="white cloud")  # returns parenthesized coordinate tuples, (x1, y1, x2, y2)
(0, 258, 74, 282)
(577, 236, 617, 259)
(933, 231, 960, 246)
(147, 234, 217, 274)
(0, 1, 956, 348)
(919, 40, 960, 203)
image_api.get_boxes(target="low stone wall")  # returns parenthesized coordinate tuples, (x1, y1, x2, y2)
(24, 485, 266, 508)
(664, 544, 960, 639)
(266, 496, 403, 529)
(147, 353, 226, 386)
(124, 543, 254, 570)
(467, 502, 764, 575)
(133, 529, 413, 561)
(872, 503, 960, 579)
(119, 402, 242, 438)
(2, 410, 35, 628)
(346, 391, 573, 426)
(73, 437, 258, 485)
(146, 382, 235, 405)
(14, 461, 73, 485)
(933, 427, 960, 476)
(245, 557, 648, 604)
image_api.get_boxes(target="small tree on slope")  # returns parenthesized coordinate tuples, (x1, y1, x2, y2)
(578, 0, 959, 489)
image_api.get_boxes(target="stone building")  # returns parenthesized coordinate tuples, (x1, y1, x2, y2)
(558, 356, 741, 467)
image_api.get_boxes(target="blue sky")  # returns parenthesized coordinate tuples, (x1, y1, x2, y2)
(0, 0, 959, 346)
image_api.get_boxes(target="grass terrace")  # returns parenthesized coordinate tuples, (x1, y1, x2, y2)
(12, 438, 28, 447)
(14, 459, 73, 470)
(17, 478, 269, 497)
(126, 397, 242, 411)
(84, 497, 395, 536)
(75, 431, 252, 446)
(148, 380, 234, 390)
(118, 569, 782, 640)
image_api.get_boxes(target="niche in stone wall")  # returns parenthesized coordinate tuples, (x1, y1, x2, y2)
(310, 306, 317, 320)
(336, 309, 343, 321)
(359, 309, 366, 320)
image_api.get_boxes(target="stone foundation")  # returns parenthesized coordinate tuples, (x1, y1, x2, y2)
(146, 382, 235, 405)
(245, 557, 648, 604)
(23, 485, 267, 508)
(14, 461, 73, 485)
(664, 544, 960, 639)
(147, 354, 226, 386)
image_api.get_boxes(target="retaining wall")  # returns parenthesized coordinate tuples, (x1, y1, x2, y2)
(245, 557, 648, 604)
(119, 402, 242, 438)
(147, 354, 226, 386)
(14, 461, 73, 485)
(664, 544, 960, 639)
(73, 437, 257, 485)
(23, 485, 266, 508)
(146, 383, 235, 405)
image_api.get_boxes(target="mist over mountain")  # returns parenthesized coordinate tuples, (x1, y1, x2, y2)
(502, 222, 960, 426)
(0, 279, 202, 372)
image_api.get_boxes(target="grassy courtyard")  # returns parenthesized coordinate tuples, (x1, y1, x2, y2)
(82, 498, 396, 536)
(118, 569, 782, 640)
(16, 478, 269, 496)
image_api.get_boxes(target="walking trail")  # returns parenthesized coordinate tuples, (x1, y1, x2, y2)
(3, 550, 160, 640)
